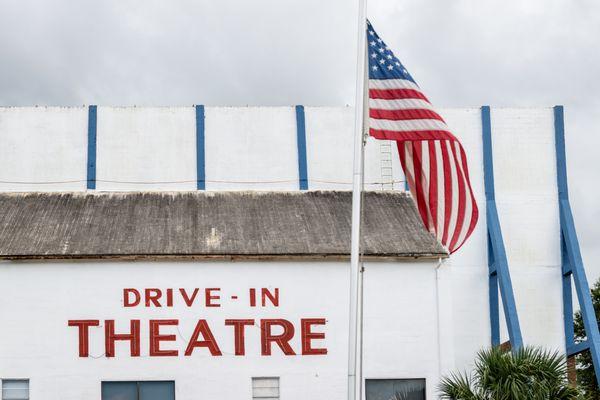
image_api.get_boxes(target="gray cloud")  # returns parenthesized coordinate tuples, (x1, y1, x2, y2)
(0, 0, 598, 280)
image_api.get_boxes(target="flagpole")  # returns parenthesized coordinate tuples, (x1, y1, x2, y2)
(348, 0, 368, 399)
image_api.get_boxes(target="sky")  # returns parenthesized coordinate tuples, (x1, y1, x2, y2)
(0, 0, 598, 280)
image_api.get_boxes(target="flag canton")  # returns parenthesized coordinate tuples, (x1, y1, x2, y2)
(367, 22, 415, 83)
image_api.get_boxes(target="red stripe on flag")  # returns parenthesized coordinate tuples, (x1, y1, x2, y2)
(397, 142, 412, 191)
(448, 142, 467, 251)
(411, 141, 430, 231)
(369, 108, 445, 122)
(369, 88, 430, 101)
(428, 140, 438, 235)
(369, 128, 456, 142)
(440, 141, 453, 246)
(449, 145, 480, 253)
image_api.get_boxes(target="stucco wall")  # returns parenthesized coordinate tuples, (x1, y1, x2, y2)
(0, 260, 442, 400)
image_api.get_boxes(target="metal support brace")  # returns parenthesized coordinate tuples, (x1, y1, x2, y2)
(555, 105, 600, 386)
(481, 106, 523, 350)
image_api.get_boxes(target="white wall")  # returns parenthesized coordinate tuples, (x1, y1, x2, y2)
(95, 107, 197, 191)
(0, 105, 572, 394)
(0, 260, 441, 400)
(490, 108, 563, 351)
(0, 107, 88, 192)
(0, 105, 405, 192)
(205, 107, 298, 191)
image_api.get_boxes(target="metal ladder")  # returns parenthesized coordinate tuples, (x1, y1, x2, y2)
(379, 140, 394, 190)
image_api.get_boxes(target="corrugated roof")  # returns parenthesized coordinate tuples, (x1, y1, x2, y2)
(0, 191, 447, 260)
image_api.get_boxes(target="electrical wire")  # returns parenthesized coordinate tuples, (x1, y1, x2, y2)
(0, 178, 406, 186)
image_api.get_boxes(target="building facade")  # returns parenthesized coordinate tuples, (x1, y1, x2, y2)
(0, 106, 576, 399)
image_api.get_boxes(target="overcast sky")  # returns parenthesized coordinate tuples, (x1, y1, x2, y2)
(0, 0, 598, 280)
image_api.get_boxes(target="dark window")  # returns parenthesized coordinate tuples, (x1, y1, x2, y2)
(101, 381, 175, 400)
(365, 379, 426, 400)
(1, 380, 29, 400)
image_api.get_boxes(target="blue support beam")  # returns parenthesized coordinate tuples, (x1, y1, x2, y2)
(295, 105, 308, 190)
(481, 105, 523, 351)
(555, 105, 600, 385)
(196, 105, 206, 190)
(86, 105, 97, 190)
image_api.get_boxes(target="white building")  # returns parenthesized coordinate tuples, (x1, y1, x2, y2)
(0, 105, 591, 399)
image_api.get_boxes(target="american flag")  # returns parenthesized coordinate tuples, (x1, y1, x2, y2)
(367, 21, 478, 253)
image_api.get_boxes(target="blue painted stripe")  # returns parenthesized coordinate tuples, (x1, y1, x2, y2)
(481, 105, 523, 351)
(86, 105, 97, 190)
(555, 105, 600, 386)
(554, 106, 569, 200)
(295, 105, 308, 190)
(481, 106, 495, 200)
(196, 105, 206, 190)
(489, 270, 500, 346)
(562, 236, 575, 348)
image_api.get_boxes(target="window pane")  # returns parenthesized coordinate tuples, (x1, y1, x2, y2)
(366, 379, 426, 400)
(2, 380, 29, 400)
(252, 377, 279, 400)
(101, 382, 137, 400)
(139, 382, 175, 400)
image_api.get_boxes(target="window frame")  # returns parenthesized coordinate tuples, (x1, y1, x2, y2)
(364, 377, 427, 400)
(251, 376, 280, 400)
(101, 380, 175, 400)
(1, 379, 30, 400)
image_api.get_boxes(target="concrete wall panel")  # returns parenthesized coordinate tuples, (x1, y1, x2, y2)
(0, 260, 440, 400)
(204, 107, 298, 191)
(95, 107, 197, 191)
(0, 107, 87, 191)
(491, 107, 563, 350)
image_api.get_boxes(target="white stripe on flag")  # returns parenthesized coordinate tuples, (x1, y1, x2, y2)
(434, 140, 445, 239)
(369, 78, 421, 91)
(404, 142, 415, 195)
(369, 98, 436, 112)
(369, 118, 449, 132)
(419, 141, 433, 231)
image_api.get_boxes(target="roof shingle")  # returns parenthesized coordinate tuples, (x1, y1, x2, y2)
(0, 191, 447, 260)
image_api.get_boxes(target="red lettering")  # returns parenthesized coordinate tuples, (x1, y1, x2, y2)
(185, 320, 222, 356)
(68, 320, 100, 357)
(225, 319, 254, 355)
(205, 288, 221, 307)
(166, 288, 173, 307)
(145, 289, 162, 307)
(179, 288, 199, 307)
(249, 288, 257, 307)
(261, 319, 296, 356)
(149, 320, 179, 356)
(105, 320, 140, 357)
(123, 289, 140, 307)
(301, 318, 327, 355)
(262, 288, 279, 307)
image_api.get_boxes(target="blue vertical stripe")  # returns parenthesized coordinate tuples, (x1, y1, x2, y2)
(196, 105, 206, 190)
(295, 105, 308, 190)
(481, 106, 495, 200)
(481, 105, 523, 351)
(554, 106, 568, 200)
(86, 105, 97, 190)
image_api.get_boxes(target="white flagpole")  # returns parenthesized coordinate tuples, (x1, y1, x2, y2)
(348, 0, 368, 399)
